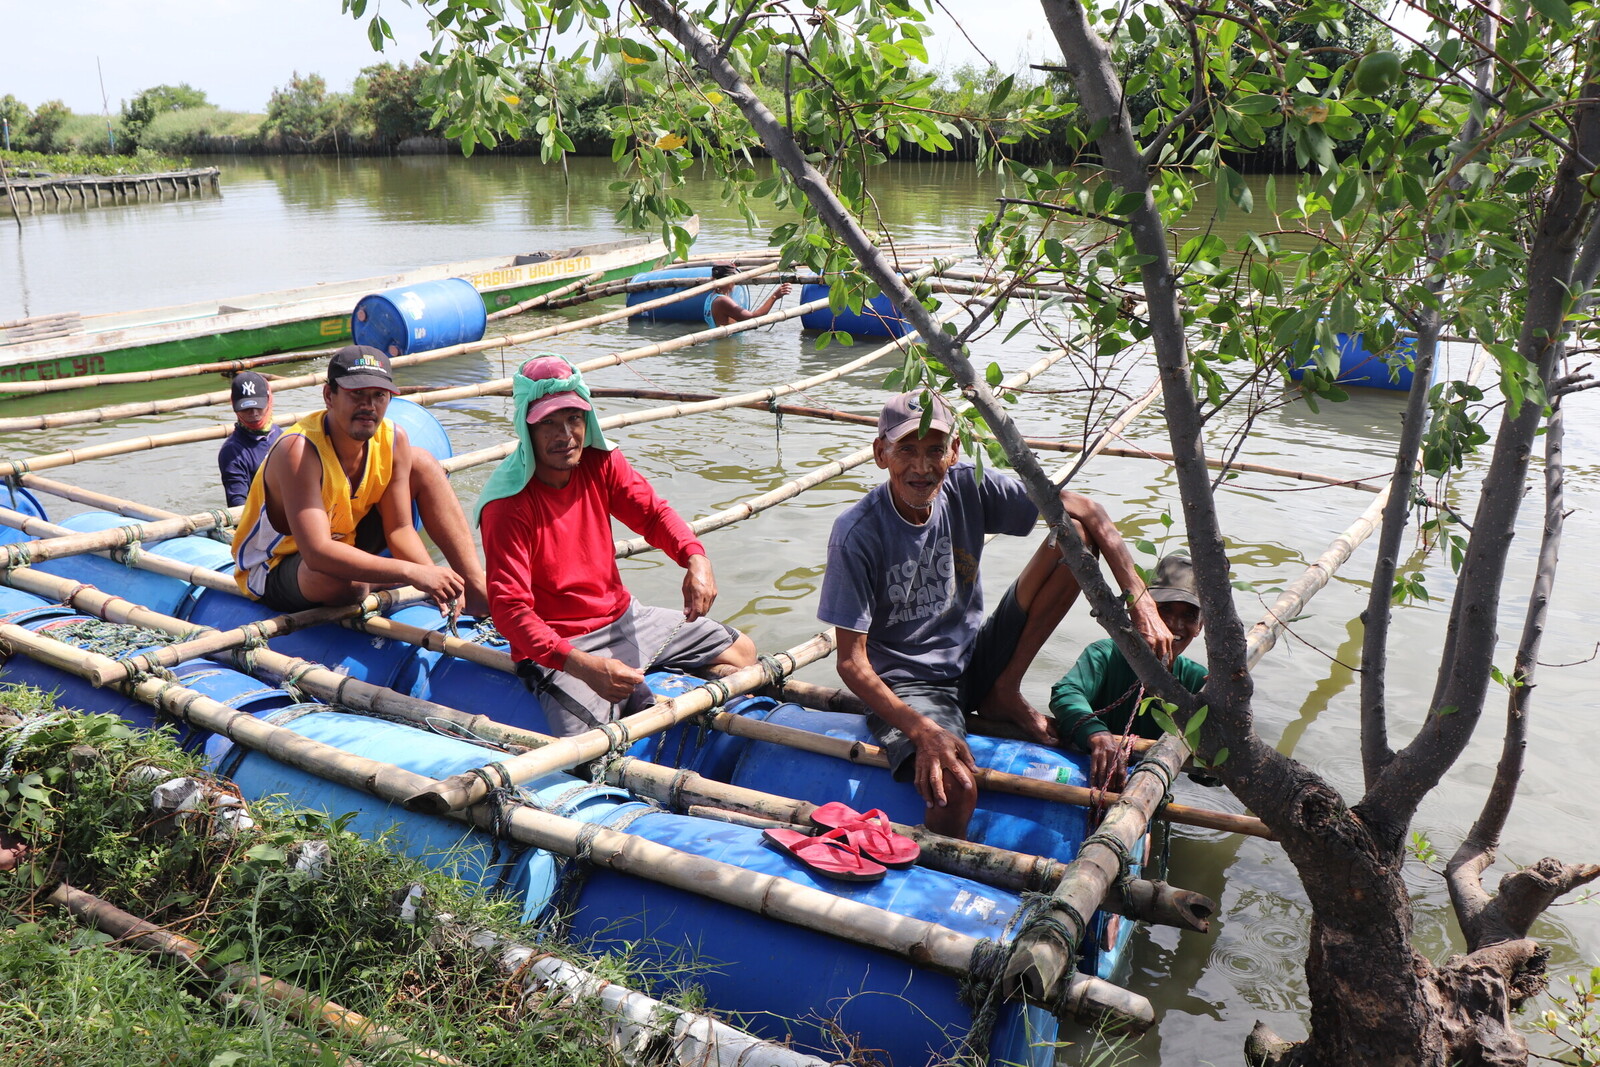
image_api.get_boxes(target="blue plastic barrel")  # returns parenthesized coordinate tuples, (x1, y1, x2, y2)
(385, 396, 453, 463)
(799, 282, 911, 339)
(0, 482, 49, 545)
(0, 600, 298, 747)
(623, 267, 747, 323)
(398, 632, 556, 737)
(209, 710, 596, 917)
(32, 514, 231, 620)
(568, 804, 1056, 1065)
(185, 591, 447, 692)
(352, 277, 487, 358)
(1290, 330, 1421, 391)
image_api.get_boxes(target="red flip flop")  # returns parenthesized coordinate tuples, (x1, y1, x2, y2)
(762, 827, 887, 882)
(809, 803, 921, 869)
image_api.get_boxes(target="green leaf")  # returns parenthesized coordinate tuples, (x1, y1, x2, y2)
(985, 362, 1003, 387)
(1528, 0, 1574, 27)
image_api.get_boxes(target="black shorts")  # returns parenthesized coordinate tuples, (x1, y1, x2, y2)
(867, 580, 1030, 779)
(258, 510, 388, 612)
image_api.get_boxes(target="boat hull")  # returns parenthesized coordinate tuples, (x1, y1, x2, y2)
(0, 228, 692, 384)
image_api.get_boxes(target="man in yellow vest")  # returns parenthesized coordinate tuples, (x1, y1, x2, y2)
(232, 345, 488, 617)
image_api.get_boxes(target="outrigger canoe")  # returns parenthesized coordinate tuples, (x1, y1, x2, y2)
(0, 221, 694, 385)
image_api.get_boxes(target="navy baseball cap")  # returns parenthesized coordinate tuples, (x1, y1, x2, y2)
(230, 371, 270, 411)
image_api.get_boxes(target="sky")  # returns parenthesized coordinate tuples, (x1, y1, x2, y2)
(7, 0, 1059, 115)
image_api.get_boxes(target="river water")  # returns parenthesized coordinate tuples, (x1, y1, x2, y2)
(2, 154, 1596, 1063)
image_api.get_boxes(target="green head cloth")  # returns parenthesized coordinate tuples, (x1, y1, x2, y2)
(473, 356, 612, 525)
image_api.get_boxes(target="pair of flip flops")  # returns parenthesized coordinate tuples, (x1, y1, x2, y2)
(761, 802, 922, 882)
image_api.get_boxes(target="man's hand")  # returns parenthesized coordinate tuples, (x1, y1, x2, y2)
(977, 686, 1060, 746)
(1087, 731, 1128, 792)
(1130, 592, 1175, 665)
(408, 562, 466, 615)
(568, 650, 646, 704)
(909, 723, 978, 810)
(682, 554, 717, 621)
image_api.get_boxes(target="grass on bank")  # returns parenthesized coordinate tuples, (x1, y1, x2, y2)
(0, 686, 679, 1067)
(1, 148, 193, 177)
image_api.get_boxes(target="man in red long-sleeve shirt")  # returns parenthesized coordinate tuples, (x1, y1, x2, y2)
(478, 356, 757, 738)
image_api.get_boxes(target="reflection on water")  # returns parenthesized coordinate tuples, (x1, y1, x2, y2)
(1, 154, 1596, 1064)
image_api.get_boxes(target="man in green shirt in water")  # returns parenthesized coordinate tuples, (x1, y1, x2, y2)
(1050, 553, 1208, 790)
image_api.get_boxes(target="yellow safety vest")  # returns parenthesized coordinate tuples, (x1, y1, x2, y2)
(232, 413, 396, 599)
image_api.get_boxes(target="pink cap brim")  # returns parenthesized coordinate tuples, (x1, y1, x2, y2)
(525, 392, 592, 424)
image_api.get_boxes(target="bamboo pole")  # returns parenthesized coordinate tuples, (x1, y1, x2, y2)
(696, 710, 1270, 838)
(404, 632, 839, 813)
(458, 923, 841, 1067)
(46, 883, 461, 1066)
(0, 507, 238, 570)
(484, 268, 604, 321)
(18, 472, 183, 520)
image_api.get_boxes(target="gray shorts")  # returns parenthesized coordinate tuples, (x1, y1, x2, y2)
(869, 581, 1028, 779)
(525, 600, 741, 739)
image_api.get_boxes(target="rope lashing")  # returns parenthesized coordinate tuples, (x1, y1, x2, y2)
(1081, 826, 1136, 887)
(278, 661, 322, 705)
(0, 712, 62, 783)
(206, 509, 233, 533)
(573, 820, 605, 865)
(955, 937, 1011, 1067)
(56, 581, 97, 607)
(468, 762, 515, 795)
(4, 542, 32, 571)
(699, 677, 733, 708)
(666, 766, 696, 812)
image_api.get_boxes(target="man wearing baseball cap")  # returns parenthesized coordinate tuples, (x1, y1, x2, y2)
(474, 355, 756, 739)
(232, 345, 487, 617)
(217, 370, 281, 508)
(1050, 552, 1209, 791)
(817, 390, 1173, 838)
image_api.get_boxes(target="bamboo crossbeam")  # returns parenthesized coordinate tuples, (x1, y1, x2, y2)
(698, 710, 1270, 838)
(612, 336, 1073, 557)
(404, 633, 839, 813)
(46, 883, 460, 1065)
(0, 508, 238, 570)
(18, 472, 183, 520)
(484, 268, 604, 321)
(0, 621, 1120, 1021)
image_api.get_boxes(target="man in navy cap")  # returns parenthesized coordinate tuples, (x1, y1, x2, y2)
(231, 345, 487, 617)
(217, 371, 281, 508)
(818, 390, 1173, 838)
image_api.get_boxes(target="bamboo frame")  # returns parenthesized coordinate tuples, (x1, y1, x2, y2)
(405, 632, 839, 813)
(0, 619, 1140, 1023)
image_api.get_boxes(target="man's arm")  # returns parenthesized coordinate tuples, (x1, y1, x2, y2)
(220, 450, 253, 509)
(480, 494, 645, 703)
(835, 628, 976, 811)
(373, 429, 466, 611)
(1060, 490, 1175, 663)
(1048, 641, 1124, 789)
(605, 450, 717, 619)
(268, 436, 461, 605)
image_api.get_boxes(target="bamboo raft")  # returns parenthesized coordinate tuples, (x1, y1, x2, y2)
(0, 245, 1426, 1063)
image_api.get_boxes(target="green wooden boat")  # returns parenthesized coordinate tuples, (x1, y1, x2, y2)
(0, 224, 693, 385)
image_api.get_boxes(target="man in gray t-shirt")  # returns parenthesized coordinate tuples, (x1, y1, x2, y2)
(818, 391, 1173, 839)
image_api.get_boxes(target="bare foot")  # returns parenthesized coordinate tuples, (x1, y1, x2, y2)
(978, 687, 1059, 746)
